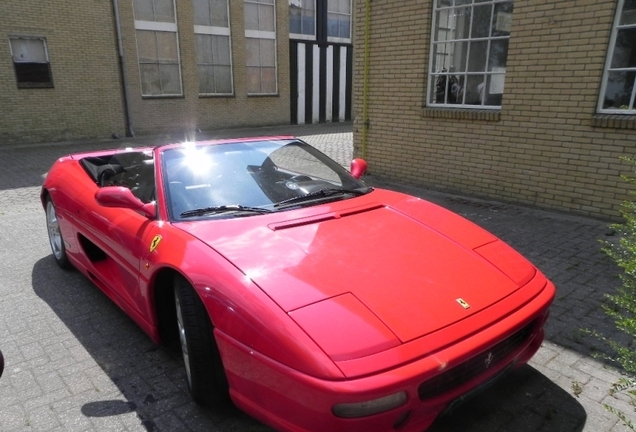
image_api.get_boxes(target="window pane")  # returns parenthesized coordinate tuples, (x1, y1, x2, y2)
(434, 10, 452, 42)
(211, 0, 229, 27)
(14, 62, 53, 86)
(450, 40, 468, 72)
(154, 0, 175, 22)
(196, 34, 213, 63)
(290, 0, 315, 35)
(603, 71, 636, 109)
(193, 0, 211, 26)
(245, 3, 259, 30)
(466, 74, 486, 105)
(157, 32, 178, 62)
(140, 64, 161, 95)
(432, 42, 453, 72)
(215, 35, 231, 65)
(620, 0, 636, 25)
(246, 38, 260, 66)
(338, 15, 350, 39)
(214, 65, 232, 93)
(160, 64, 181, 93)
(327, 0, 350, 39)
(247, 66, 261, 93)
(492, 2, 514, 37)
(137, 31, 158, 62)
(485, 74, 504, 106)
(434, 73, 461, 103)
(133, 0, 154, 21)
(471, 4, 492, 39)
(198, 65, 215, 93)
(488, 38, 509, 69)
(290, 7, 302, 33)
(260, 39, 275, 66)
(259, 4, 275, 31)
(611, 27, 636, 69)
(10, 38, 47, 63)
(467, 40, 488, 72)
(261, 66, 277, 93)
(327, 14, 339, 37)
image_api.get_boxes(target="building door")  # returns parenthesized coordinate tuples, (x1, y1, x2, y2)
(289, 0, 352, 124)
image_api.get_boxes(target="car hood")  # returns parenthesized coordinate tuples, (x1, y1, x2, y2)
(176, 192, 536, 359)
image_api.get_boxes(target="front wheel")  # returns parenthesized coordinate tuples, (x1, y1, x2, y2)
(174, 275, 229, 406)
(45, 196, 71, 269)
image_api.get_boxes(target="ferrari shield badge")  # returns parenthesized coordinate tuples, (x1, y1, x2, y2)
(150, 235, 162, 252)
(456, 298, 470, 310)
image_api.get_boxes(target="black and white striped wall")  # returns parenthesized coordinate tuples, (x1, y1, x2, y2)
(290, 41, 353, 124)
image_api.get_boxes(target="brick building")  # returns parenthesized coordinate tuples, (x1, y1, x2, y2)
(352, 0, 636, 219)
(2, 1, 353, 146)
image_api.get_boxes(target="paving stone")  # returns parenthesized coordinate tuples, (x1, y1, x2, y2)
(1, 122, 635, 431)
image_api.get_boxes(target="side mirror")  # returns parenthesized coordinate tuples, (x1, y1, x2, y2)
(350, 158, 368, 179)
(95, 186, 156, 219)
(0, 349, 4, 379)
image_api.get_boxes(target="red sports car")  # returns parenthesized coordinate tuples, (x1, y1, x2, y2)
(42, 137, 554, 431)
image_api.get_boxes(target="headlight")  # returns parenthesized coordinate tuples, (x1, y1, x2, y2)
(332, 391, 407, 418)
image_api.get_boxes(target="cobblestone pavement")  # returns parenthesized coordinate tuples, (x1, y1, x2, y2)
(0, 122, 634, 431)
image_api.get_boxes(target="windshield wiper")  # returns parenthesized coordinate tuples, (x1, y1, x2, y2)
(274, 188, 368, 208)
(180, 204, 274, 218)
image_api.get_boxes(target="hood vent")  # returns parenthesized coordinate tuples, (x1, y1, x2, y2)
(269, 203, 384, 231)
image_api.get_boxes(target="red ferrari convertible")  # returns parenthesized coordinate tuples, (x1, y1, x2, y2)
(42, 137, 554, 431)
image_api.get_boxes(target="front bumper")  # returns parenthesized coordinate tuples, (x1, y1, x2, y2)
(216, 277, 555, 432)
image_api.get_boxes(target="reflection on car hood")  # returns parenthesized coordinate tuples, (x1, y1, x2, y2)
(176, 190, 535, 345)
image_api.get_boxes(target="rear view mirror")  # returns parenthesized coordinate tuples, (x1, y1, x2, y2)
(95, 186, 156, 218)
(350, 158, 368, 179)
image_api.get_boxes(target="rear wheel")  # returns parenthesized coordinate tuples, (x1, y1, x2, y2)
(174, 275, 229, 406)
(45, 196, 71, 269)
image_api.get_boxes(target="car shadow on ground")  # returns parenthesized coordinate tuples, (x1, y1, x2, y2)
(429, 365, 586, 432)
(31, 257, 272, 432)
(33, 255, 586, 432)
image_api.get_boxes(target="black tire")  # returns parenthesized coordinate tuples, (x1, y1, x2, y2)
(45, 196, 72, 269)
(174, 275, 229, 406)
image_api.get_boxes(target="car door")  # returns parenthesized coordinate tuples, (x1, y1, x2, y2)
(78, 151, 157, 320)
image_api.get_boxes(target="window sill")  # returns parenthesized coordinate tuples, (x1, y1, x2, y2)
(422, 107, 501, 121)
(247, 93, 279, 98)
(198, 93, 235, 99)
(141, 94, 185, 99)
(591, 114, 636, 130)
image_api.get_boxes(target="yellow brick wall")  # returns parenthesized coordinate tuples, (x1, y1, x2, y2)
(0, 0, 125, 145)
(0, 0, 291, 145)
(353, 0, 636, 220)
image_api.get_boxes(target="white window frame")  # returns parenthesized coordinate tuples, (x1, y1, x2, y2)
(244, 0, 278, 95)
(289, 0, 316, 41)
(427, 0, 513, 110)
(326, 0, 351, 43)
(133, 0, 183, 97)
(598, 0, 636, 115)
(193, 0, 234, 96)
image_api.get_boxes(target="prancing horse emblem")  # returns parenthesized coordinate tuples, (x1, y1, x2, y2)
(456, 298, 470, 309)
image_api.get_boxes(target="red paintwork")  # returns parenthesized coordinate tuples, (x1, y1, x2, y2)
(41, 138, 555, 432)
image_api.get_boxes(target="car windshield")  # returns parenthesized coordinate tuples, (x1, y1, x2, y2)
(161, 139, 371, 220)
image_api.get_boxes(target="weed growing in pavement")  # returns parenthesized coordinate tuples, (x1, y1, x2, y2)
(594, 156, 636, 430)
